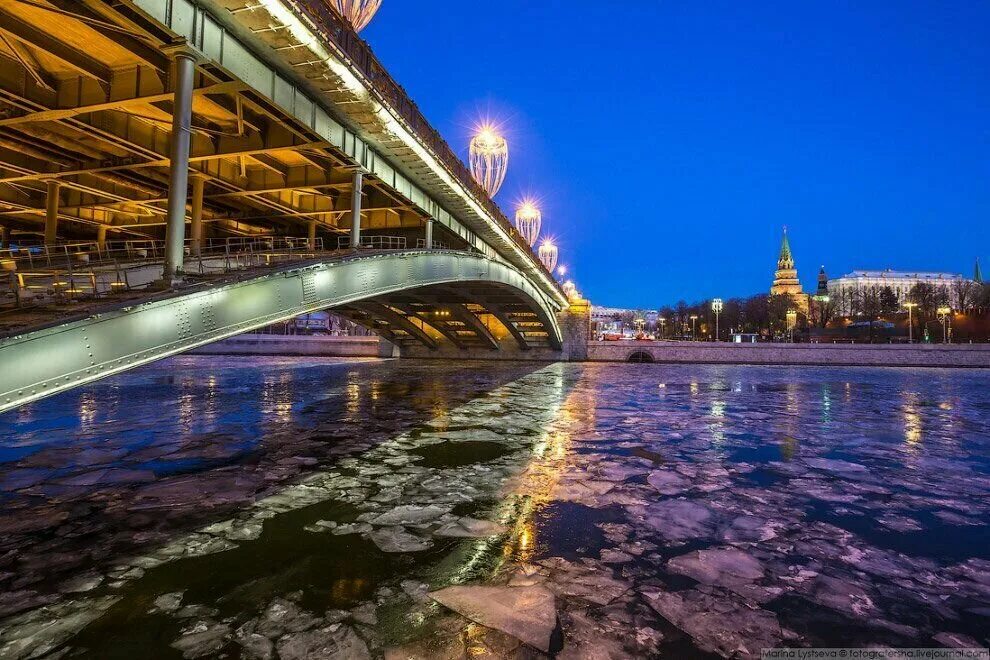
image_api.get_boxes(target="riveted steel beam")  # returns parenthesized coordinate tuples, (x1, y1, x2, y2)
(0, 250, 563, 412)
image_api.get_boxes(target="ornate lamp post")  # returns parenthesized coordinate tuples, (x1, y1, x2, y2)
(937, 306, 951, 343)
(689, 315, 698, 341)
(711, 299, 723, 342)
(904, 302, 917, 344)
(514, 200, 541, 246)
(333, 0, 383, 31)
(786, 309, 798, 343)
(469, 125, 508, 197)
(537, 239, 558, 272)
(659, 317, 667, 339)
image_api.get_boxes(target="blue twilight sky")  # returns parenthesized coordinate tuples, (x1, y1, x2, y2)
(362, 1, 990, 308)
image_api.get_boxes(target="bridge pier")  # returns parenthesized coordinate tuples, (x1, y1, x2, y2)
(350, 170, 363, 248)
(0, 225, 9, 249)
(44, 180, 60, 245)
(190, 174, 205, 257)
(163, 44, 198, 286)
(307, 220, 317, 250)
(425, 218, 434, 249)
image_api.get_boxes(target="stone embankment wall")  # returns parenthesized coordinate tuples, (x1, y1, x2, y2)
(588, 341, 990, 368)
(190, 334, 393, 358)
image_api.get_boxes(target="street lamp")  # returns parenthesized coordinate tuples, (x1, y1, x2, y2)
(689, 315, 698, 341)
(937, 306, 951, 344)
(786, 309, 798, 343)
(658, 317, 667, 339)
(904, 302, 917, 344)
(711, 299, 723, 342)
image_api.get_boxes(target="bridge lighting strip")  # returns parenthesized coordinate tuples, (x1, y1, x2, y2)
(258, 0, 567, 308)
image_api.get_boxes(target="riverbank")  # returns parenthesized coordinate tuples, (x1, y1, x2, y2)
(189, 333, 395, 358)
(588, 340, 990, 368)
(192, 334, 990, 368)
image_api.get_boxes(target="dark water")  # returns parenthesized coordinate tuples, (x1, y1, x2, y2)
(0, 358, 988, 658)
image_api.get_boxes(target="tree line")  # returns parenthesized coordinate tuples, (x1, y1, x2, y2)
(615, 280, 990, 341)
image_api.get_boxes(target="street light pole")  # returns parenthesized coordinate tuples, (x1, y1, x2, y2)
(937, 307, 951, 344)
(711, 299, 723, 342)
(689, 315, 698, 341)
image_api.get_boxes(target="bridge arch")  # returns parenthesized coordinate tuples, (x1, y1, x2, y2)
(627, 350, 656, 363)
(0, 250, 563, 413)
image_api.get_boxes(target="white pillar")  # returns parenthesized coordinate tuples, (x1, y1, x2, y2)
(44, 179, 60, 245)
(424, 218, 433, 249)
(163, 45, 197, 286)
(190, 174, 204, 256)
(349, 170, 362, 248)
(307, 219, 317, 249)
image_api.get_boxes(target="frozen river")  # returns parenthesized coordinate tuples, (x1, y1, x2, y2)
(1, 357, 988, 658)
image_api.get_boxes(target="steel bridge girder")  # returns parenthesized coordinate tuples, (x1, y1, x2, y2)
(0, 250, 563, 413)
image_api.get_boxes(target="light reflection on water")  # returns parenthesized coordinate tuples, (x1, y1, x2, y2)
(0, 359, 988, 657)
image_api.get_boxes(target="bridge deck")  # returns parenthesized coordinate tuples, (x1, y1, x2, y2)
(0, 249, 564, 412)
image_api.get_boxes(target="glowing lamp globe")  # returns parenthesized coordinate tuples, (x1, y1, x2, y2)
(538, 239, 558, 272)
(514, 200, 542, 246)
(333, 0, 382, 32)
(469, 125, 508, 197)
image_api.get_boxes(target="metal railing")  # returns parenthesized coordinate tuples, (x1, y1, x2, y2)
(337, 235, 406, 250)
(296, 1, 558, 283)
(1, 236, 332, 310)
(415, 238, 449, 250)
(0, 237, 326, 272)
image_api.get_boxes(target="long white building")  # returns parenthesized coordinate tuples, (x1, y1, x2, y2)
(827, 269, 971, 314)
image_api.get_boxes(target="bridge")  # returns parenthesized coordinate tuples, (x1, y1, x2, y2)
(0, 0, 573, 412)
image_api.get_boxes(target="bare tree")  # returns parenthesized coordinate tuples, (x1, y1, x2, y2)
(953, 279, 978, 311)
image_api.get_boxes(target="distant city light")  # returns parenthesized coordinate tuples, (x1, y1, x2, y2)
(514, 199, 542, 246)
(332, 0, 382, 31)
(538, 239, 558, 272)
(469, 123, 508, 197)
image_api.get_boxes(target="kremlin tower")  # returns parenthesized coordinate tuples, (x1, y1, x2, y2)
(770, 227, 809, 313)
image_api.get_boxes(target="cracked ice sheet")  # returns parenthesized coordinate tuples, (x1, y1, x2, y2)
(482, 364, 990, 657)
(0, 363, 572, 659)
(5, 362, 990, 658)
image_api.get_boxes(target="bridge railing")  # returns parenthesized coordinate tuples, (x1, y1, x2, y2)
(296, 1, 559, 284)
(1, 234, 452, 312)
(0, 237, 328, 273)
(337, 235, 406, 250)
(415, 238, 449, 250)
(0, 236, 336, 311)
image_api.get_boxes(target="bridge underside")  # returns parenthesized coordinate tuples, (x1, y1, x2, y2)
(0, 250, 563, 413)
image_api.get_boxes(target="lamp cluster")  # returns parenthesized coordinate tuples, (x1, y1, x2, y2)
(466, 123, 573, 294)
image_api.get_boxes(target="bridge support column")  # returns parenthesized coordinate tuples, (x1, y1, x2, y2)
(349, 170, 363, 248)
(163, 44, 197, 286)
(96, 226, 107, 252)
(190, 174, 205, 256)
(425, 218, 433, 249)
(44, 179, 60, 245)
(307, 220, 317, 249)
(0, 225, 9, 249)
